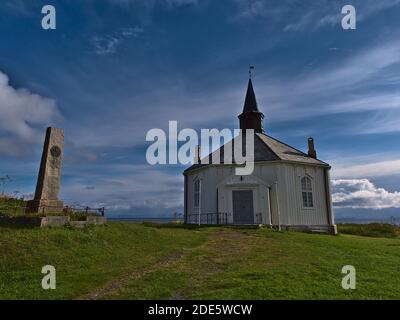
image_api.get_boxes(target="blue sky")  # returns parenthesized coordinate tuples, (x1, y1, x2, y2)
(0, 0, 400, 219)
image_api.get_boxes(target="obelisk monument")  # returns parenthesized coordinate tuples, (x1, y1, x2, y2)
(27, 127, 64, 213)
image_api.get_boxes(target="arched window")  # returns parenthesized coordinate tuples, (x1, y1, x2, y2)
(194, 179, 200, 208)
(301, 176, 313, 208)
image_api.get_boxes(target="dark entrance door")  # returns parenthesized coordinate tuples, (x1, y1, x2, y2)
(232, 190, 254, 224)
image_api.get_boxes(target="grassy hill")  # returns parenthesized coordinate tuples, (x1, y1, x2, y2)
(0, 197, 26, 216)
(0, 222, 399, 300)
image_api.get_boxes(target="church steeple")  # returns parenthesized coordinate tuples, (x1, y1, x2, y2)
(238, 77, 264, 133)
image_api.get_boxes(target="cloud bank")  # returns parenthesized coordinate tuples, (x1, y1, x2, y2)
(0, 71, 59, 156)
(333, 160, 400, 178)
(332, 179, 400, 209)
(61, 164, 183, 216)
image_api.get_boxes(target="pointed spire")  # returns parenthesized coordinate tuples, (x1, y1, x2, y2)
(238, 73, 265, 133)
(242, 78, 260, 113)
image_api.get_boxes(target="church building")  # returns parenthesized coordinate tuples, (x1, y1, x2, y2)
(183, 76, 337, 234)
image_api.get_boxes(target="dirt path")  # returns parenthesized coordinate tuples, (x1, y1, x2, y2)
(82, 252, 184, 300)
(83, 227, 260, 300)
(166, 228, 259, 299)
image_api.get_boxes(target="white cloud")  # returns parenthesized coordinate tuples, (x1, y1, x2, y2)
(233, 0, 293, 21)
(91, 36, 121, 55)
(300, 42, 400, 94)
(233, 1, 351, 28)
(164, 0, 199, 5)
(258, 39, 400, 128)
(71, 38, 400, 148)
(353, 109, 400, 135)
(0, 71, 59, 155)
(109, 0, 199, 8)
(332, 179, 400, 209)
(283, 0, 400, 32)
(0, 0, 30, 15)
(333, 160, 400, 178)
(61, 164, 183, 213)
(237, 0, 267, 19)
(283, 12, 314, 32)
(91, 27, 144, 55)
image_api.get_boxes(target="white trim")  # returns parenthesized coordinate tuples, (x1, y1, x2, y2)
(275, 181, 281, 231)
(183, 160, 330, 176)
(267, 187, 272, 226)
(216, 172, 270, 189)
(300, 175, 314, 209)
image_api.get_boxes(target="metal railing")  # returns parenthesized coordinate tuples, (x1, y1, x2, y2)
(0, 203, 106, 217)
(187, 212, 264, 225)
(64, 205, 106, 216)
(186, 212, 229, 225)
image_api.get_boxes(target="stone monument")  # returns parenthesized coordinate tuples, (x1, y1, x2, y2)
(27, 127, 64, 213)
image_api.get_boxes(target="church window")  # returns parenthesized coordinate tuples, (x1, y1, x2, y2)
(194, 179, 200, 208)
(301, 176, 314, 208)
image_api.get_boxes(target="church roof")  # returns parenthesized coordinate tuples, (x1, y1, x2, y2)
(183, 133, 329, 174)
(255, 133, 329, 166)
(242, 79, 261, 113)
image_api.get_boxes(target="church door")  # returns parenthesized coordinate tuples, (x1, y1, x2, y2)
(232, 190, 254, 224)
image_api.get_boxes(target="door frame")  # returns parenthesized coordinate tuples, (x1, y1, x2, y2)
(231, 187, 256, 225)
(216, 173, 271, 225)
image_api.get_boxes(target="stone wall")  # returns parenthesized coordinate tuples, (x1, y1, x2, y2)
(40, 216, 70, 227)
(0, 216, 107, 228)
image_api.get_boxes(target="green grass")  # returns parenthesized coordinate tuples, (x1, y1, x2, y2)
(338, 223, 400, 238)
(0, 197, 26, 216)
(0, 223, 399, 300)
(0, 198, 98, 218)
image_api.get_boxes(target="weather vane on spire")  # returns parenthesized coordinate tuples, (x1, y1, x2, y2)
(249, 65, 255, 79)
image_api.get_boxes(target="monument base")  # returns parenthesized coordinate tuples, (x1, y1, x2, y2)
(26, 199, 64, 214)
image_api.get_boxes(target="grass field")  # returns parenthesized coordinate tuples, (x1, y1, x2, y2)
(338, 223, 400, 238)
(0, 197, 26, 216)
(0, 222, 399, 300)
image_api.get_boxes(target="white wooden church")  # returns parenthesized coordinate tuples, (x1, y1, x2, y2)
(183, 77, 337, 234)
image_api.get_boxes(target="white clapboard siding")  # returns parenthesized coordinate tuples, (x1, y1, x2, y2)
(185, 161, 331, 227)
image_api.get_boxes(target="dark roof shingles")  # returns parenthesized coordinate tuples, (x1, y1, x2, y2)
(184, 133, 328, 173)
